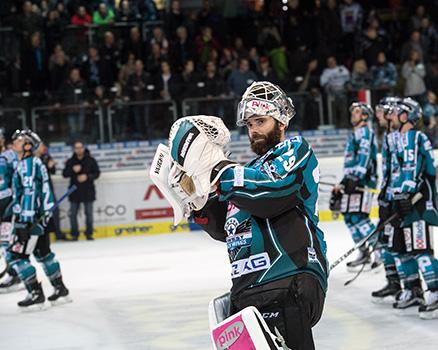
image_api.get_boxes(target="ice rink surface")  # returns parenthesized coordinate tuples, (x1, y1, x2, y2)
(0, 221, 437, 350)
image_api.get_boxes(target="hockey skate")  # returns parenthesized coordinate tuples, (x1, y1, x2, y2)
(346, 246, 371, 273)
(0, 274, 25, 294)
(393, 287, 424, 316)
(48, 277, 72, 306)
(18, 282, 46, 311)
(371, 279, 401, 304)
(419, 291, 438, 320)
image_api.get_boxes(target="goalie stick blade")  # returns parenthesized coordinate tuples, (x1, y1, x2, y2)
(149, 144, 185, 225)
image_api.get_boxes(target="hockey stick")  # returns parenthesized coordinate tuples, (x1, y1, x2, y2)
(0, 185, 77, 278)
(319, 181, 380, 194)
(329, 192, 423, 271)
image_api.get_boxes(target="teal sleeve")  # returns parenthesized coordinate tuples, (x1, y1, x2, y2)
(218, 138, 313, 218)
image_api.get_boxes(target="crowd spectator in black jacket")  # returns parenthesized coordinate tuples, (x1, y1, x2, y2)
(62, 141, 100, 241)
(126, 59, 152, 137)
(121, 26, 146, 63)
(99, 31, 120, 88)
(21, 31, 48, 96)
(81, 46, 104, 89)
(57, 68, 88, 138)
(170, 26, 194, 72)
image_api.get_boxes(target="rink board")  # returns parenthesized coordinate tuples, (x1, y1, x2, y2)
(51, 152, 437, 238)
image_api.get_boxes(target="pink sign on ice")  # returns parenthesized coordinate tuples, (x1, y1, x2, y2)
(212, 314, 257, 350)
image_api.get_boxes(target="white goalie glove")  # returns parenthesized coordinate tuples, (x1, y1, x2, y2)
(168, 115, 237, 198)
(149, 143, 208, 225)
(150, 116, 237, 225)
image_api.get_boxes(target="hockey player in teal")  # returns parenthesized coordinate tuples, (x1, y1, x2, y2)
(385, 98, 438, 319)
(331, 102, 378, 271)
(371, 97, 403, 303)
(164, 82, 328, 349)
(0, 130, 24, 292)
(6, 130, 70, 309)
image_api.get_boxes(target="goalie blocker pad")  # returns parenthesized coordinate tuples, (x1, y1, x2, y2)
(149, 143, 187, 225)
(211, 306, 286, 350)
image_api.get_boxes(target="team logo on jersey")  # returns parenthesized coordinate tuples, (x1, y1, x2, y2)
(230, 253, 270, 279)
(225, 218, 239, 236)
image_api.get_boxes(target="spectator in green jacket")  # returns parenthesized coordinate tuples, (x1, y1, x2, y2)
(93, 3, 115, 25)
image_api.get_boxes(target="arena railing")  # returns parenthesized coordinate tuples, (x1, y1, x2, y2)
(106, 99, 178, 143)
(182, 92, 324, 131)
(31, 103, 105, 144)
(325, 87, 395, 127)
(0, 107, 26, 136)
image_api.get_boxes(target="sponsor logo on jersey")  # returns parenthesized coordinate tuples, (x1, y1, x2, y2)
(231, 252, 270, 279)
(413, 221, 426, 250)
(403, 227, 413, 252)
(307, 247, 319, 264)
(215, 321, 244, 349)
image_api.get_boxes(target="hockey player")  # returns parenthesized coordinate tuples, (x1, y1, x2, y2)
(386, 98, 438, 319)
(6, 130, 70, 309)
(371, 97, 403, 303)
(330, 102, 378, 271)
(0, 130, 24, 292)
(164, 82, 328, 349)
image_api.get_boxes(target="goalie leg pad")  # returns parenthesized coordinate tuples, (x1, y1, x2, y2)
(211, 306, 283, 350)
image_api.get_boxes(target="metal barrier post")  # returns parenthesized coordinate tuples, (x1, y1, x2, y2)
(107, 105, 115, 143)
(327, 94, 334, 126)
(97, 106, 105, 144)
(315, 95, 324, 126)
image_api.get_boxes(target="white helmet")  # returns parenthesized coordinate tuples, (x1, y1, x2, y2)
(237, 81, 296, 127)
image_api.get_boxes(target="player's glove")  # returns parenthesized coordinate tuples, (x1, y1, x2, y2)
(14, 222, 32, 244)
(393, 193, 413, 218)
(342, 175, 359, 194)
(168, 116, 237, 199)
(329, 189, 342, 212)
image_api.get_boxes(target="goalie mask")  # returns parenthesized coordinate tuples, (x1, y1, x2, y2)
(237, 81, 296, 127)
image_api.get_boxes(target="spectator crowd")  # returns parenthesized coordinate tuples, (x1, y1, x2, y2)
(0, 0, 437, 140)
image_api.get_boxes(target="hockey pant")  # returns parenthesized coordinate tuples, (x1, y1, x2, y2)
(230, 273, 325, 350)
(7, 226, 62, 292)
(388, 221, 438, 291)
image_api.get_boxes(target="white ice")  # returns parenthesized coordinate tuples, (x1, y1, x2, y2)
(0, 221, 437, 350)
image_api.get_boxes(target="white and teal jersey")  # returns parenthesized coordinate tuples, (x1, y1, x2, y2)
(391, 130, 438, 226)
(12, 155, 55, 223)
(199, 136, 328, 295)
(343, 125, 377, 188)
